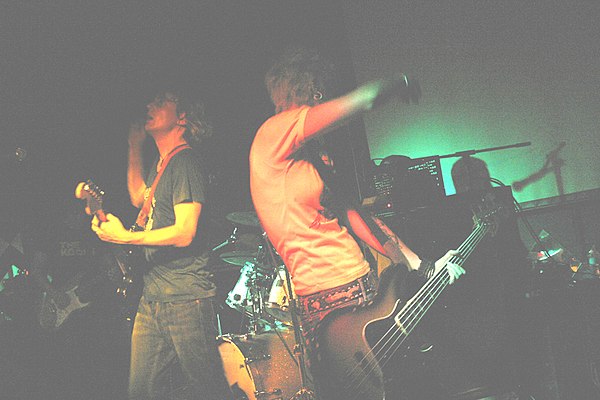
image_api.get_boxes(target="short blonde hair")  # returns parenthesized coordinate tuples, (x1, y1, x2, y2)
(265, 47, 336, 113)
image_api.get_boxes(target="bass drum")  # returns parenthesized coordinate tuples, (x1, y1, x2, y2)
(218, 328, 300, 400)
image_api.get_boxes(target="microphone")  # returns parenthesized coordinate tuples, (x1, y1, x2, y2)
(1, 147, 27, 163)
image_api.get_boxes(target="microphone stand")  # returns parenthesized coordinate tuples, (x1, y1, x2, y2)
(437, 141, 531, 159)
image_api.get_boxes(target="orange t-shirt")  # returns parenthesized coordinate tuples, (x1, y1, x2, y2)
(249, 106, 369, 296)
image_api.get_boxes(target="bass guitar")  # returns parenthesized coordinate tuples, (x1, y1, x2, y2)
(75, 179, 143, 321)
(315, 195, 505, 400)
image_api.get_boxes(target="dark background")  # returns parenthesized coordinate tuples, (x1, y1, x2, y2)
(1, 2, 599, 400)
(0, 1, 369, 238)
(0, 2, 369, 399)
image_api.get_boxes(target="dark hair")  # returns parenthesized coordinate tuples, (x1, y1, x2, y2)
(451, 156, 492, 193)
(265, 47, 336, 113)
(153, 86, 213, 147)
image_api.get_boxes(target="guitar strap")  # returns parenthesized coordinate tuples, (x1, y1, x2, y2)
(135, 144, 191, 230)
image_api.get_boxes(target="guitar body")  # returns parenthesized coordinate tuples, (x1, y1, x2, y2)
(315, 265, 414, 400)
(110, 246, 144, 322)
(75, 180, 144, 325)
(38, 284, 90, 330)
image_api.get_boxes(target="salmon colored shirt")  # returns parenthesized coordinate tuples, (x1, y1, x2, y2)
(249, 106, 370, 296)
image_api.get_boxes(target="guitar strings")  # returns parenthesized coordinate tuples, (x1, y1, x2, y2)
(345, 223, 490, 397)
(347, 225, 487, 396)
(346, 223, 488, 397)
(342, 230, 478, 396)
(377, 225, 489, 364)
(368, 226, 485, 370)
(363, 225, 488, 386)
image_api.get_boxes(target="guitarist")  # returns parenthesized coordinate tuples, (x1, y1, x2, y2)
(90, 87, 232, 400)
(249, 47, 465, 399)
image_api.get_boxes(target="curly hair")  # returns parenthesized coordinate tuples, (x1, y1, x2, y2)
(265, 47, 337, 113)
(179, 100, 213, 147)
(154, 88, 213, 147)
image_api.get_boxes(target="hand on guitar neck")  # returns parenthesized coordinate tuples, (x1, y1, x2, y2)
(76, 181, 137, 245)
(75, 179, 143, 322)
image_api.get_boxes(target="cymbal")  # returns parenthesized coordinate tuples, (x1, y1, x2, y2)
(529, 248, 564, 261)
(226, 211, 260, 227)
(220, 251, 257, 266)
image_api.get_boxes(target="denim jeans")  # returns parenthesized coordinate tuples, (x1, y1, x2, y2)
(128, 296, 231, 400)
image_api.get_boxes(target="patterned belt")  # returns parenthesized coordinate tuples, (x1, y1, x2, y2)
(297, 270, 379, 315)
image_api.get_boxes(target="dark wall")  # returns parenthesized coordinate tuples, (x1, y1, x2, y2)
(0, 1, 369, 242)
(1, 3, 371, 399)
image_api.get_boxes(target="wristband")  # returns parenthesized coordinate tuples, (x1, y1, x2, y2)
(417, 259, 435, 279)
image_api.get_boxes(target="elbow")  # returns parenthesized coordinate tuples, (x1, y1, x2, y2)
(174, 231, 195, 248)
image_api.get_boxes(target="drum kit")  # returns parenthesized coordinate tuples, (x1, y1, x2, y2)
(213, 211, 313, 400)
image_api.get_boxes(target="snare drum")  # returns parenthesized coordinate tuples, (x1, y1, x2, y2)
(266, 266, 295, 324)
(218, 329, 300, 400)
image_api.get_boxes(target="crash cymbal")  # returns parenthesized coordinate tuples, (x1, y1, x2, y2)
(220, 251, 257, 266)
(226, 211, 260, 227)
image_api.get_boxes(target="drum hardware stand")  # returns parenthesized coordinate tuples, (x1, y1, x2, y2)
(262, 234, 316, 400)
(246, 267, 268, 336)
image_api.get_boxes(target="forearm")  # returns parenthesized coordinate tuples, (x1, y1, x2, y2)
(303, 75, 410, 140)
(117, 224, 195, 248)
(127, 144, 146, 208)
(375, 222, 422, 271)
(347, 210, 421, 270)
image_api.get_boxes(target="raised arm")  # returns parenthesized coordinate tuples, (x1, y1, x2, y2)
(127, 122, 148, 208)
(303, 75, 411, 142)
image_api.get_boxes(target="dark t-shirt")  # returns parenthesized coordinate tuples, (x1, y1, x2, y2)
(141, 149, 216, 302)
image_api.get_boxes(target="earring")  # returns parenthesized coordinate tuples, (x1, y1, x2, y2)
(313, 91, 323, 101)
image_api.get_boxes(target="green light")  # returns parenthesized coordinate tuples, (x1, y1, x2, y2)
(367, 110, 553, 201)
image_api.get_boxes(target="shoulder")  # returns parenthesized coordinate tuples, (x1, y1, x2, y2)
(253, 106, 310, 156)
(259, 106, 309, 132)
(166, 149, 206, 183)
(170, 148, 203, 168)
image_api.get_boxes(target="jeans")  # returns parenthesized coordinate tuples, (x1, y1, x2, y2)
(128, 297, 231, 400)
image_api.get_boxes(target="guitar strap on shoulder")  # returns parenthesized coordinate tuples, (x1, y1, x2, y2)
(135, 144, 191, 230)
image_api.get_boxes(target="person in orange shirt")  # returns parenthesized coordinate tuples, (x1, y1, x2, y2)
(250, 48, 464, 399)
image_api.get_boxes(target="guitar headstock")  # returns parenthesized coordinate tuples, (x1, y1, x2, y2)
(74, 180, 106, 221)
